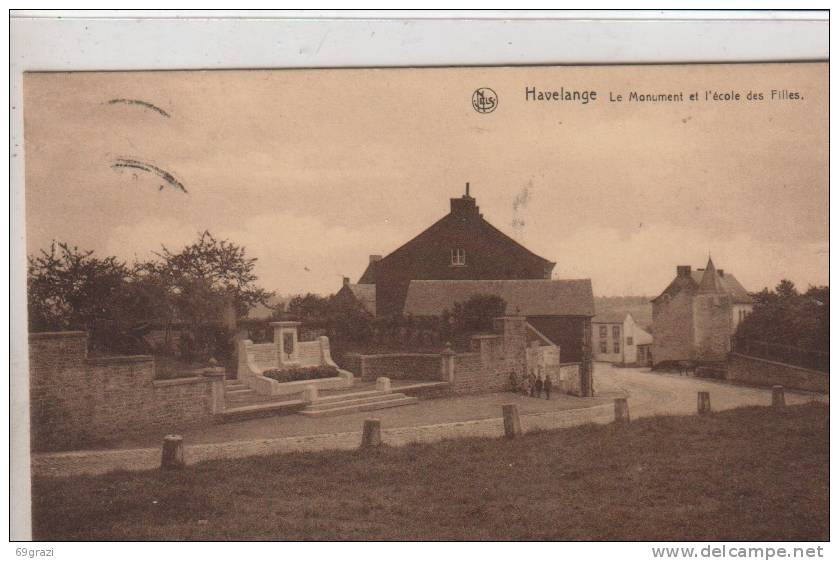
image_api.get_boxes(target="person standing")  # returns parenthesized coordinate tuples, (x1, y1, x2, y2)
(535, 373, 543, 398)
(544, 373, 552, 400)
(528, 370, 536, 397)
(522, 376, 531, 397)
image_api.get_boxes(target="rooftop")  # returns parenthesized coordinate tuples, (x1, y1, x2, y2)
(403, 279, 595, 317)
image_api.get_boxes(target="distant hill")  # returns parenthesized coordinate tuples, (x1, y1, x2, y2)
(594, 296, 653, 330)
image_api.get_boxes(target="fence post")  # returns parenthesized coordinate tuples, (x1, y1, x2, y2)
(772, 385, 786, 409)
(360, 418, 382, 448)
(161, 435, 185, 470)
(697, 391, 711, 415)
(502, 404, 522, 439)
(614, 398, 630, 424)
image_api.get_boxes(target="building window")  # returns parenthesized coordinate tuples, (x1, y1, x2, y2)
(451, 248, 466, 266)
(613, 340, 620, 354)
(600, 340, 607, 354)
(599, 325, 607, 339)
(612, 325, 620, 340)
(626, 336, 633, 346)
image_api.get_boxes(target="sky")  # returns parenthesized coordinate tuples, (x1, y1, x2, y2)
(23, 63, 828, 298)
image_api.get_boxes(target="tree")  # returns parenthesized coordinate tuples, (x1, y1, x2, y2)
(286, 293, 332, 326)
(735, 281, 828, 354)
(27, 241, 130, 332)
(27, 232, 273, 361)
(150, 231, 273, 360)
(328, 293, 374, 344)
(154, 231, 272, 320)
(452, 294, 507, 333)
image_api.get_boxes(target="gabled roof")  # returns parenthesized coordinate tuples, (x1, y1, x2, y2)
(634, 324, 654, 346)
(358, 197, 555, 284)
(591, 311, 628, 324)
(402, 279, 595, 317)
(347, 283, 376, 316)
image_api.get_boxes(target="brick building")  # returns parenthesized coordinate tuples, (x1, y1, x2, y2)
(651, 258, 753, 367)
(357, 184, 555, 317)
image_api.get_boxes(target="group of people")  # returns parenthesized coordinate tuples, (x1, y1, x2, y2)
(509, 370, 552, 399)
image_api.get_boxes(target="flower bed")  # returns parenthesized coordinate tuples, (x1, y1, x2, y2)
(262, 365, 340, 384)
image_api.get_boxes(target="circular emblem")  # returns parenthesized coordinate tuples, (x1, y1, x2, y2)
(472, 87, 498, 114)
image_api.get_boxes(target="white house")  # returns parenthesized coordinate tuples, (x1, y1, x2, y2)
(592, 312, 653, 366)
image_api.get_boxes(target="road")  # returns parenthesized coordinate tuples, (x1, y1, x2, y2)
(31, 363, 827, 477)
(595, 363, 826, 418)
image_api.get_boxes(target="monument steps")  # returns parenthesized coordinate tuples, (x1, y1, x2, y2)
(299, 392, 418, 418)
(218, 399, 306, 423)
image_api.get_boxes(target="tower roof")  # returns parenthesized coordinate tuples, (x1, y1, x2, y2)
(697, 257, 725, 294)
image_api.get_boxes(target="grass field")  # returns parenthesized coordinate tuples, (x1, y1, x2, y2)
(31, 403, 828, 541)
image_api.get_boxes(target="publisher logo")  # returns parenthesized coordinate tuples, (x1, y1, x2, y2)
(472, 88, 498, 114)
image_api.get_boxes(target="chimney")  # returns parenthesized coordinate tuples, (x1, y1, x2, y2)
(676, 265, 691, 277)
(717, 269, 725, 277)
(450, 183, 478, 216)
(369, 255, 382, 264)
(342, 276, 350, 287)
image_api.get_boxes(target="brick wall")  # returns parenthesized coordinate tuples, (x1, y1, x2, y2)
(728, 353, 829, 393)
(29, 332, 220, 451)
(346, 353, 442, 381)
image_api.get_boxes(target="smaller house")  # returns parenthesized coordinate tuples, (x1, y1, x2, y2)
(592, 312, 653, 366)
(335, 277, 376, 316)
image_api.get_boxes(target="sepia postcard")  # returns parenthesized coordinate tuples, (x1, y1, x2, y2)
(16, 45, 828, 545)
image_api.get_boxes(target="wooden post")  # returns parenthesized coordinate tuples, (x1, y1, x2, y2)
(502, 404, 522, 439)
(772, 385, 786, 409)
(697, 391, 711, 415)
(361, 418, 382, 448)
(161, 435, 185, 470)
(614, 398, 630, 424)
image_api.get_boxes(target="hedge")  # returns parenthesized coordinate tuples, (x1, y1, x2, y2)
(262, 365, 340, 384)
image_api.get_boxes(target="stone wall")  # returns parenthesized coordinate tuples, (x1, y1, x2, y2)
(29, 332, 222, 451)
(449, 352, 510, 394)
(652, 290, 695, 365)
(297, 340, 323, 366)
(247, 343, 278, 371)
(728, 353, 829, 393)
(344, 353, 442, 382)
(442, 317, 527, 395)
(693, 294, 732, 362)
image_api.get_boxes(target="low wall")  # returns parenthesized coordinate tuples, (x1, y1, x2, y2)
(29, 332, 222, 451)
(448, 352, 512, 394)
(728, 353, 829, 393)
(345, 353, 442, 382)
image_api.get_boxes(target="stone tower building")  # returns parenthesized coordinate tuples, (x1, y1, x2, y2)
(652, 257, 753, 367)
